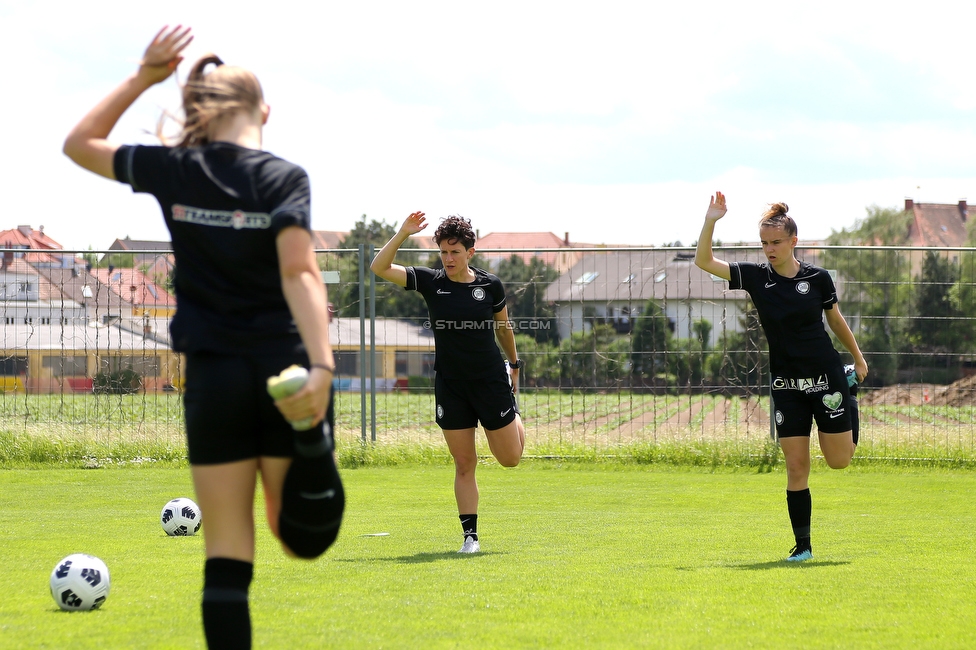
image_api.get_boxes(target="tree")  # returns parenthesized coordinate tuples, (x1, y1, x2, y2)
(909, 251, 963, 352)
(665, 319, 713, 387)
(706, 306, 767, 391)
(906, 251, 970, 382)
(947, 220, 976, 356)
(95, 252, 136, 269)
(494, 255, 560, 343)
(630, 299, 673, 383)
(331, 215, 428, 320)
(823, 205, 914, 385)
(557, 324, 629, 388)
(511, 333, 559, 387)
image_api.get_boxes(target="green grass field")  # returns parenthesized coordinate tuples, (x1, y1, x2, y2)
(2, 463, 975, 649)
(3, 391, 976, 467)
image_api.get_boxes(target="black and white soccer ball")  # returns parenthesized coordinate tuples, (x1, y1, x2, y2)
(160, 497, 202, 536)
(50, 554, 111, 611)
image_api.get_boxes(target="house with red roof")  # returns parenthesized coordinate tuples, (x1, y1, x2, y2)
(0, 225, 79, 269)
(904, 198, 970, 248)
(475, 231, 613, 273)
(90, 267, 176, 317)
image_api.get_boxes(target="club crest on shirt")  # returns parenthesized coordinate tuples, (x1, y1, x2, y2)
(471, 287, 486, 301)
(796, 281, 811, 294)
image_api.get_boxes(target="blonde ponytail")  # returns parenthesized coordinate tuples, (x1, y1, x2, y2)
(159, 54, 265, 148)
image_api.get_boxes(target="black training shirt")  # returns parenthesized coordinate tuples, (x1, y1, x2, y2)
(405, 266, 507, 379)
(114, 143, 310, 354)
(728, 261, 842, 376)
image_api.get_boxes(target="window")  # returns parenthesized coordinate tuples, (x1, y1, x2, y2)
(99, 355, 160, 377)
(575, 271, 599, 285)
(334, 351, 359, 376)
(0, 357, 28, 376)
(43, 355, 88, 377)
(395, 351, 436, 378)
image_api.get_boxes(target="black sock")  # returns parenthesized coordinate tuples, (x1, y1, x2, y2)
(786, 489, 812, 548)
(202, 558, 252, 650)
(460, 514, 478, 541)
(279, 423, 345, 558)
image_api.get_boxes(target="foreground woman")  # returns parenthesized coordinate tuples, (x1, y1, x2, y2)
(64, 26, 344, 648)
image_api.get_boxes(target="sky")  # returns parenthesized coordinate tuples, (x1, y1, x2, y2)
(4, 0, 976, 251)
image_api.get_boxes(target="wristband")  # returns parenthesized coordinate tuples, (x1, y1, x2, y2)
(311, 363, 336, 373)
(509, 359, 524, 370)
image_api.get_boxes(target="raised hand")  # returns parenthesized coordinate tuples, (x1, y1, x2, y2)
(399, 211, 428, 236)
(138, 25, 194, 86)
(705, 191, 727, 221)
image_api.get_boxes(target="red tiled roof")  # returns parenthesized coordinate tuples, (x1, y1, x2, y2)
(474, 231, 610, 270)
(906, 200, 970, 247)
(477, 232, 570, 249)
(0, 226, 62, 250)
(311, 231, 347, 249)
(91, 267, 176, 307)
(311, 230, 437, 250)
(109, 237, 172, 251)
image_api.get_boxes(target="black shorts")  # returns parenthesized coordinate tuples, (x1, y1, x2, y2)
(183, 349, 335, 465)
(771, 365, 853, 438)
(434, 370, 518, 431)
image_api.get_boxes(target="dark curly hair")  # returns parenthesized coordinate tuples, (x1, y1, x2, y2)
(433, 215, 476, 249)
(759, 202, 797, 237)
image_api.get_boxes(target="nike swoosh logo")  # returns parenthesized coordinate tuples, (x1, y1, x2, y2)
(765, 282, 777, 288)
(829, 412, 843, 418)
(436, 289, 451, 294)
(300, 489, 336, 500)
(500, 408, 512, 417)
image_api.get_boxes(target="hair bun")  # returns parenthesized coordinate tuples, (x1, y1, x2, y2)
(762, 202, 789, 220)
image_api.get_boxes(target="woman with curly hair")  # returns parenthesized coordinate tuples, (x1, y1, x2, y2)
(372, 212, 525, 554)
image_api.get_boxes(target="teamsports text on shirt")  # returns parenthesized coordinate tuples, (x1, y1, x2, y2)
(172, 204, 272, 230)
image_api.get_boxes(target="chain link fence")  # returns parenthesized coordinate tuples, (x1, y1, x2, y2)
(2, 245, 974, 462)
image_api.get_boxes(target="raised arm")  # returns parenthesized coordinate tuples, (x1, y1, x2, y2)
(274, 226, 335, 427)
(824, 304, 868, 383)
(369, 211, 427, 287)
(63, 26, 193, 179)
(694, 191, 732, 281)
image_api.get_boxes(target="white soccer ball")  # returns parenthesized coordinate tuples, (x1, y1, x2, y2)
(160, 497, 202, 536)
(50, 554, 111, 611)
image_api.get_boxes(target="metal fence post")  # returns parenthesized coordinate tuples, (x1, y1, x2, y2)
(358, 244, 367, 444)
(369, 243, 377, 443)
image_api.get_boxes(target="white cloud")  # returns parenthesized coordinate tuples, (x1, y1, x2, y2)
(3, 0, 975, 251)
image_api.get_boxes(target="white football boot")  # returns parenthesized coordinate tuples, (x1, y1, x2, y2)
(458, 535, 481, 554)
